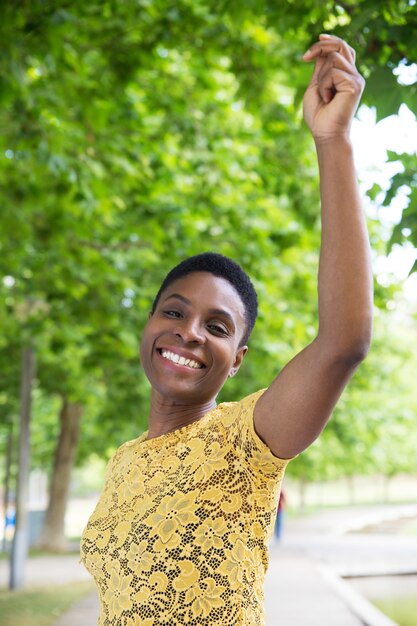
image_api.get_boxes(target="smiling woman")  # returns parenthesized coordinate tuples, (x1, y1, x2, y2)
(139, 268, 251, 433)
(80, 34, 373, 626)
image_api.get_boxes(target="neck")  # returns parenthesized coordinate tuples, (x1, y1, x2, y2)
(146, 392, 217, 439)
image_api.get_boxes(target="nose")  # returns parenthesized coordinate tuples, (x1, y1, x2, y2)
(174, 319, 205, 344)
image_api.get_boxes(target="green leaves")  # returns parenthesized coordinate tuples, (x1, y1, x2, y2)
(1, 0, 416, 482)
(365, 67, 408, 121)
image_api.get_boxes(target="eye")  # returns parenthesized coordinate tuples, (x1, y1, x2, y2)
(163, 310, 182, 318)
(207, 323, 229, 336)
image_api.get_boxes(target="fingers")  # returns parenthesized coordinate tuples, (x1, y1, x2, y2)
(316, 52, 362, 102)
(319, 67, 362, 104)
(303, 35, 364, 103)
(310, 50, 356, 85)
(302, 35, 364, 138)
(303, 34, 356, 65)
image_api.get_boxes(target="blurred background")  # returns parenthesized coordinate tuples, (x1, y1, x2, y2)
(1, 1, 417, 625)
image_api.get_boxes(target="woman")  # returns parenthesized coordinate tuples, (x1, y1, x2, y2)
(81, 35, 373, 625)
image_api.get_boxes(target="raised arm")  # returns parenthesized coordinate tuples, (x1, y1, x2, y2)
(254, 35, 373, 459)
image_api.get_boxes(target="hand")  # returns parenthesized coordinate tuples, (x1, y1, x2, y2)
(302, 34, 365, 144)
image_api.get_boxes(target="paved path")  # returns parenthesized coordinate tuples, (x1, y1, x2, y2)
(52, 591, 100, 626)
(265, 547, 367, 626)
(3, 504, 416, 625)
(0, 554, 91, 588)
(283, 503, 417, 577)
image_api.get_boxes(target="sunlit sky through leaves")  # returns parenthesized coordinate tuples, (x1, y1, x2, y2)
(352, 101, 417, 305)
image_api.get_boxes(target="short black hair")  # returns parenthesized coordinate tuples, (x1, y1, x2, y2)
(151, 252, 258, 346)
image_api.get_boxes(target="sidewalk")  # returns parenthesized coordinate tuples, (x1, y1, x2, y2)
(264, 546, 396, 626)
(52, 590, 99, 626)
(0, 554, 91, 588)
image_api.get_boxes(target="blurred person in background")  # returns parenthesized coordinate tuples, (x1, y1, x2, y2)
(275, 489, 286, 542)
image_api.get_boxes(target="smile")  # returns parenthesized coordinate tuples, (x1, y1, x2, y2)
(159, 349, 204, 369)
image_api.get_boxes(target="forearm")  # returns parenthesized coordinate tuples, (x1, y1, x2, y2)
(315, 135, 373, 359)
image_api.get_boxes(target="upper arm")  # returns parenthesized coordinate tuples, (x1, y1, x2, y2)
(253, 338, 363, 459)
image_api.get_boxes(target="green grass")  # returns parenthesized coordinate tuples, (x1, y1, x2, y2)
(374, 597, 417, 626)
(0, 581, 95, 626)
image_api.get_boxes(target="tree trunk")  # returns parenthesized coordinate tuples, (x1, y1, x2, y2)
(36, 398, 83, 551)
(10, 346, 36, 589)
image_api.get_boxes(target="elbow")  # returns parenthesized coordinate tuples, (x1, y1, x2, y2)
(339, 340, 371, 367)
(334, 331, 372, 367)
(319, 321, 373, 368)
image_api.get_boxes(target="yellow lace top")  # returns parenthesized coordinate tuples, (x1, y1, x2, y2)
(80, 389, 290, 626)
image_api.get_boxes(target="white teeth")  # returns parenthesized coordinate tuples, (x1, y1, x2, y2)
(160, 350, 203, 369)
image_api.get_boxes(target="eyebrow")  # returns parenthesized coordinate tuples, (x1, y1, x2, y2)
(162, 293, 237, 329)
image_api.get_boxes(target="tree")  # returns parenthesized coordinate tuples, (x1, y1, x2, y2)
(36, 398, 82, 550)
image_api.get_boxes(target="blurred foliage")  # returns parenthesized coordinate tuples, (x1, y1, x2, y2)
(290, 308, 417, 481)
(1, 0, 417, 485)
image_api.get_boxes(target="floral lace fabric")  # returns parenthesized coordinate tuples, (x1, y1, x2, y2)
(80, 389, 290, 625)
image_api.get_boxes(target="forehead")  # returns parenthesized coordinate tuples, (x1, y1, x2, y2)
(158, 272, 246, 321)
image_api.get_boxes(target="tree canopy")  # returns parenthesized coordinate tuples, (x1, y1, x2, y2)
(1, 0, 417, 499)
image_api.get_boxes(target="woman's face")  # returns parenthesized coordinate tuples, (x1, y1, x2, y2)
(140, 272, 248, 405)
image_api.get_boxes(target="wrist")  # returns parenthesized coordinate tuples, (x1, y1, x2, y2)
(313, 132, 353, 150)
(314, 133, 353, 156)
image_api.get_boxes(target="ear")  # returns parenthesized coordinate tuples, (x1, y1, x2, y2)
(229, 345, 248, 378)
(148, 311, 153, 320)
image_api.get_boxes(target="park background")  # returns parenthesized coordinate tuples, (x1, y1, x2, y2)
(1, 1, 417, 624)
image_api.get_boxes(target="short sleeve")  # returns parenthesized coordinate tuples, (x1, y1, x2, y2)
(222, 389, 293, 479)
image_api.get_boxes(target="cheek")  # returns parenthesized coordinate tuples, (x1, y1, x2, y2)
(214, 345, 237, 371)
(139, 327, 153, 362)
(139, 342, 147, 370)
